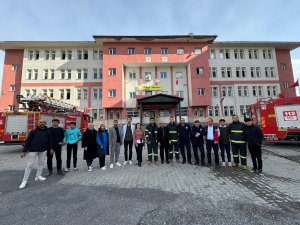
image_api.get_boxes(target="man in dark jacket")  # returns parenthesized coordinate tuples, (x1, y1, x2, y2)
(178, 118, 192, 164)
(191, 120, 206, 166)
(145, 118, 158, 164)
(19, 120, 53, 189)
(167, 116, 180, 162)
(47, 119, 65, 176)
(228, 115, 247, 169)
(157, 121, 170, 164)
(219, 119, 232, 167)
(205, 118, 220, 166)
(244, 118, 264, 174)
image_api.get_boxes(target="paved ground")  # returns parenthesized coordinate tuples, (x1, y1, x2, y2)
(0, 144, 299, 225)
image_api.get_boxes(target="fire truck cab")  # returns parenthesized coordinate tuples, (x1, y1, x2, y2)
(246, 97, 300, 143)
(0, 95, 92, 145)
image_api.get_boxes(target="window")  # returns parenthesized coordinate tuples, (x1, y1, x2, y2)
(239, 49, 244, 59)
(272, 86, 277, 96)
(267, 86, 272, 96)
(83, 69, 88, 79)
(109, 48, 116, 55)
(66, 89, 71, 99)
(99, 109, 104, 119)
(45, 50, 50, 60)
(176, 91, 184, 98)
(129, 92, 136, 98)
(230, 106, 235, 115)
(160, 72, 167, 79)
(116, 111, 120, 119)
(219, 49, 224, 59)
(177, 48, 184, 54)
(48, 89, 54, 98)
(26, 71, 32, 80)
(281, 63, 286, 70)
(196, 67, 204, 75)
(240, 105, 245, 115)
(198, 88, 205, 96)
(32, 89, 37, 96)
(210, 67, 217, 78)
(258, 86, 263, 96)
(222, 86, 227, 97)
(195, 48, 202, 55)
(208, 106, 213, 117)
(224, 106, 229, 117)
(34, 50, 39, 60)
(9, 105, 15, 111)
(93, 88, 98, 99)
(93, 50, 100, 60)
(77, 89, 82, 99)
(60, 70, 65, 80)
(83, 89, 88, 99)
(284, 81, 289, 88)
(109, 89, 116, 97)
(126, 108, 140, 117)
(28, 50, 33, 60)
(225, 49, 230, 59)
(248, 49, 253, 59)
(250, 67, 255, 78)
(267, 49, 273, 59)
(129, 72, 136, 79)
(252, 86, 257, 96)
(25, 89, 30, 97)
(92, 109, 98, 120)
(128, 48, 135, 55)
(214, 106, 219, 117)
(209, 49, 215, 59)
(59, 89, 65, 99)
(265, 67, 269, 77)
(93, 69, 98, 79)
(221, 67, 226, 78)
(236, 67, 240, 78)
(50, 69, 55, 80)
(159, 109, 170, 117)
(77, 50, 82, 60)
(43, 69, 48, 80)
(256, 67, 261, 77)
(77, 69, 82, 79)
(109, 68, 116, 76)
(221, 67, 231, 78)
(144, 48, 151, 54)
(175, 72, 182, 79)
(41, 89, 47, 96)
(193, 108, 204, 117)
(99, 69, 102, 79)
(238, 86, 243, 96)
(10, 85, 16, 92)
(145, 72, 152, 81)
(51, 50, 55, 60)
(161, 48, 168, 54)
(145, 91, 152, 96)
(254, 49, 259, 59)
(83, 50, 88, 60)
(67, 69, 71, 80)
(211, 87, 218, 98)
(228, 86, 233, 97)
(270, 67, 275, 77)
(61, 50, 66, 60)
(236, 67, 246, 78)
(109, 111, 114, 119)
(67, 50, 72, 60)
(226, 67, 232, 78)
(243, 86, 249, 96)
(234, 49, 244, 59)
(33, 69, 38, 80)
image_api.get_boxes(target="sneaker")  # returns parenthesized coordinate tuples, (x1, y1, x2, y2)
(73, 168, 77, 171)
(110, 164, 114, 169)
(257, 169, 263, 175)
(35, 176, 46, 181)
(129, 160, 133, 165)
(123, 161, 128, 165)
(242, 165, 248, 170)
(101, 166, 106, 170)
(90, 165, 94, 169)
(251, 168, 257, 173)
(228, 162, 232, 167)
(19, 180, 27, 189)
(88, 166, 93, 172)
(115, 162, 121, 167)
(222, 162, 226, 167)
(64, 168, 70, 172)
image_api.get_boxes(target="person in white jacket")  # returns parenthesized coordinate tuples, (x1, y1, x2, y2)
(122, 117, 135, 165)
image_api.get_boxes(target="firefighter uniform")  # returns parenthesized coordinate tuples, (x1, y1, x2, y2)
(178, 123, 192, 164)
(228, 120, 247, 166)
(167, 122, 180, 161)
(145, 123, 158, 162)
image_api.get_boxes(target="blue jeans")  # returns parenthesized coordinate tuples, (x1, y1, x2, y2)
(219, 143, 231, 163)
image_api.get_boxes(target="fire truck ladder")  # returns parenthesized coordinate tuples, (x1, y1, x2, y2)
(17, 95, 84, 113)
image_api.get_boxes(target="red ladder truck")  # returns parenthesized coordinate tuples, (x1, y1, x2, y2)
(0, 94, 92, 145)
(245, 96, 300, 143)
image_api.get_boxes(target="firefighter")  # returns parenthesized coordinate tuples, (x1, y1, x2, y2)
(178, 118, 192, 164)
(145, 118, 159, 164)
(191, 120, 206, 166)
(219, 119, 232, 167)
(228, 114, 247, 170)
(244, 118, 264, 174)
(205, 118, 220, 166)
(166, 116, 180, 163)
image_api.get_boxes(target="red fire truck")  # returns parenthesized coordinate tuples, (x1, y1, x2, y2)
(245, 96, 300, 143)
(0, 95, 92, 145)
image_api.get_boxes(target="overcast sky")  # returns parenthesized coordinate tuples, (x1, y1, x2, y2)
(0, 0, 300, 90)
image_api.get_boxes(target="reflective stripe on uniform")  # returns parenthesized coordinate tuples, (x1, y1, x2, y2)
(154, 131, 157, 133)
(148, 153, 153, 156)
(145, 129, 148, 131)
(231, 130, 243, 133)
(233, 155, 239, 158)
(170, 140, 178, 142)
(153, 154, 158, 156)
(240, 156, 247, 159)
(231, 140, 245, 143)
(169, 131, 177, 133)
(169, 151, 173, 154)
(175, 151, 179, 154)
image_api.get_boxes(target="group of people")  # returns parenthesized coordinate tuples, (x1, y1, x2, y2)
(18, 114, 264, 189)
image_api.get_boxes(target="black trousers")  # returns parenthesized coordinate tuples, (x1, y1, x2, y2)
(124, 140, 133, 161)
(160, 143, 169, 162)
(136, 143, 143, 163)
(99, 155, 105, 168)
(192, 142, 205, 164)
(86, 159, 93, 167)
(248, 144, 262, 170)
(179, 141, 191, 162)
(206, 140, 220, 165)
(66, 143, 78, 169)
(47, 144, 62, 171)
(232, 144, 247, 165)
(169, 142, 180, 160)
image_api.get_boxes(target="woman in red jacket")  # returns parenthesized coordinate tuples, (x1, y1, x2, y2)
(133, 123, 145, 167)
